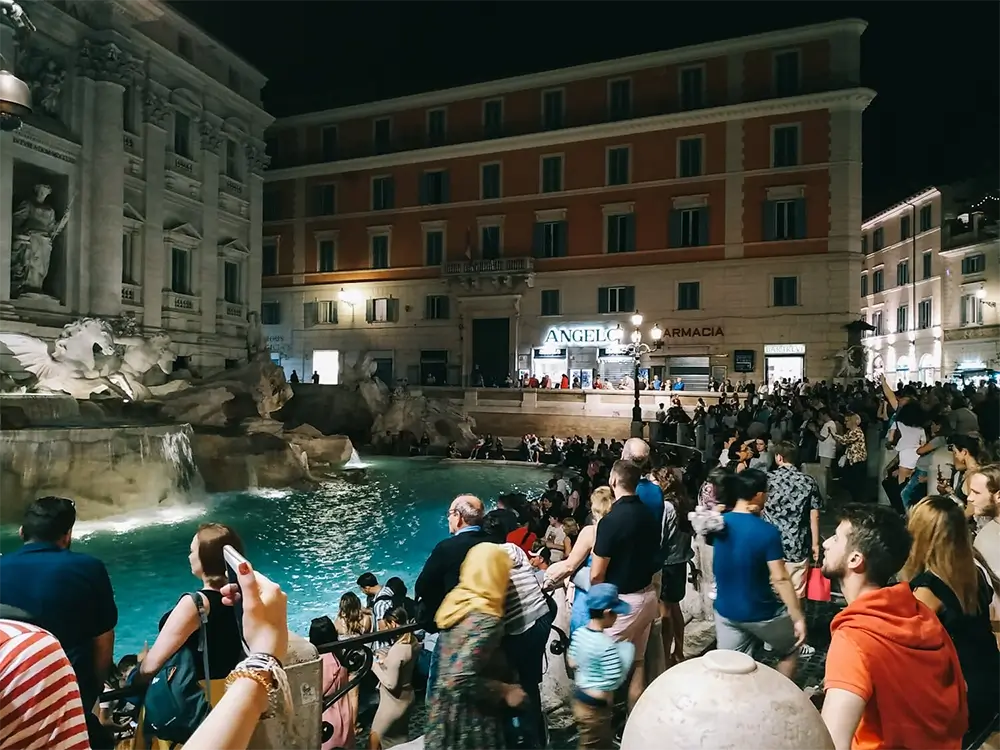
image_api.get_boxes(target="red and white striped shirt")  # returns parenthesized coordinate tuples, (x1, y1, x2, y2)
(0, 619, 91, 750)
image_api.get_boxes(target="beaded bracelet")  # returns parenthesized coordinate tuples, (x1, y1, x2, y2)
(226, 653, 293, 721)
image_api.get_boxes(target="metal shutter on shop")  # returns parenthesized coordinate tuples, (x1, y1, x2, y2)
(666, 356, 711, 390)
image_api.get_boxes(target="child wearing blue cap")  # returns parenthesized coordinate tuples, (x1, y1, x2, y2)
(567, 583, 636, 749)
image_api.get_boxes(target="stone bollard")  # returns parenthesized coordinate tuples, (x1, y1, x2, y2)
(621, 650, 834, 750)
(248, 631, 323, 750)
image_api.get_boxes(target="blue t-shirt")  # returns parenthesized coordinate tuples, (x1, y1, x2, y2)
(712, 512, 785, 623)
(636, 478, 666, 567)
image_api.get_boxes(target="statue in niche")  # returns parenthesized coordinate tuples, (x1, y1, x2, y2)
(11, 184, 74, 298)
(20, 54, 67, 118)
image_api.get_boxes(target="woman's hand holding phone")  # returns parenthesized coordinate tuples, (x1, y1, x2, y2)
(220, 554, 289, 663)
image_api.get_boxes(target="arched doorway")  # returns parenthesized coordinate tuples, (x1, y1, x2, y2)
(895, 355, 911, 385)
(918, 353, 937, 385)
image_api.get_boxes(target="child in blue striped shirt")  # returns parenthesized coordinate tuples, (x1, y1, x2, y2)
(567, 583, 636, 749)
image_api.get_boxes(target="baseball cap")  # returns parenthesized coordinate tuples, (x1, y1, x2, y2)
(586, 583, 631, 615)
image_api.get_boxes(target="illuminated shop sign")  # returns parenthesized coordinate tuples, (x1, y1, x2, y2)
(542, 325, 724, 347)
(764, 343, 806, 355)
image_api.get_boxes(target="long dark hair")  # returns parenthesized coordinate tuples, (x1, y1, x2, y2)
(655, 467, 694, 535)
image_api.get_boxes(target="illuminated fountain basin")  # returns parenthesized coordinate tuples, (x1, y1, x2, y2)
(0, 457, 550, 657)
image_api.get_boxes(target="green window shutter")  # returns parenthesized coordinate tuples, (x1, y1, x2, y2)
(794, 198, 807, 239)
(365, 299, 374, 323)
(532, 222, 544, 257)
(597, 287, 609, 314)
(624, 214, 636, 252)
(763, 200, 775, 242)
(669, 210, 681, 248)
(698, 207, 710, 246)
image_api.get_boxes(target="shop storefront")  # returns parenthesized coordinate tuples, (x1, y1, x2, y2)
(530, 324, 633, 386)
(764, 343, 806, 383)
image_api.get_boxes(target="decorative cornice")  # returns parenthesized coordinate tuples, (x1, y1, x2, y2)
(76, 39, 141, 86)
(265, 88, 877, 182)
(200, 120, 224, 152)
(143, 89, 171, 129)
(275, 19, 868, 129)
(245, 142, 270, 175)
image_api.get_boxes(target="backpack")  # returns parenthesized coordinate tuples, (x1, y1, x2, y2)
(139, 592, 212, 745)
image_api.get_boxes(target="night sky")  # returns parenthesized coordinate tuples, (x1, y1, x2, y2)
(174, 1, 999, 217)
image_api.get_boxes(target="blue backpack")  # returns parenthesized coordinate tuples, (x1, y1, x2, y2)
(138, 592, 212, 745)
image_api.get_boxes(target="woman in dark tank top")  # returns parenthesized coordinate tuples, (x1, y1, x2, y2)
(902, 496, 1000, 748)
(133, 523, 247, 685)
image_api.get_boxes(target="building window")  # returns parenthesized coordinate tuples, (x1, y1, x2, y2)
(773, 50, 800, 97)
(679, 66, 704, 110)
(121, 233, 135, 284)
(541, 155, 563, 193)
(860, 273, 868, 297)
(318, 239, 336, 272)
(372, 176, 394, 211)
(170, 247, 191, 295)
(896, 260, 909, 286)
(861, 234, 868, 254)
(900, 214, 911, 241)
(919, 204, 933, 232)
(321, 126, 337, 161)
(678, 137, 703, 178)
(534, 221, 568, 258)
(542, 89, 564, 129)
(263, 191, 281, 221)
(425, 295, 450, 320)
(373, 117, 391, 153)
(262, 240, 278, 276)
(606, 213, 635, 253)
(318, 300, 337, 324)
(225, 139, 241, 179)
(918, 299, 932, 330)
(922, 251, 932, 279)
(608, 78, 631, 120)
(261, 301, 280, 325)
(425, 230, 444, 266)
(371, 234, 390, 269)
(223, 261, 240, 303)
(873, 268, 884, 293)
(772, 276, 798, 307)
(670, 207, 708, 248)
(767, 198, 805, 241)
(427, 108, 446, 146)
(961, 294, 984, 326)
(483, 98, 503, 137)
(481, 225, 501, 259)
(961, 254, 986, 275)
(598, 285, 635, 314)
(309, 184, 335, 216)
(772, 125, 799, 168)
(366, 297, 399, 324)
(607, 147, 630, 186)
(420, 170, 450, 205)
(540, 289, 561, 316)
(173, 112, 191, 158)
(871, 310, 883, 336)
(873, 227, 885, 251)
(677, 281, 700, 311)
(896, 305, 908, 333)
(481, 163, 501, 200)
(177, 34, 193, 61)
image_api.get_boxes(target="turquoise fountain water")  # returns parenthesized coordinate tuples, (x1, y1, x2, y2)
(0, 457, 550, 657)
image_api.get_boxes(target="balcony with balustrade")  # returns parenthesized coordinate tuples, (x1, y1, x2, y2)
(442, 257, 535, 291)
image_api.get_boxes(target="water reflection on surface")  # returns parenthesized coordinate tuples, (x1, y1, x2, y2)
(0, 457, 549, 656)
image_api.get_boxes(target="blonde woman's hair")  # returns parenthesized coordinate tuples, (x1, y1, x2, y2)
(590, 486, 613, 521)
(901, 495, 982, 615)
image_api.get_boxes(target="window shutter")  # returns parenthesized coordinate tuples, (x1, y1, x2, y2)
(598, 287, 610, 314)
(424, 296, 432, 319)
(624, 214, 636, 252)
(532, 222, 544, 257)
(698, 207, 710, 247)
(441, 296, 450, 319)
(388, 298, 400, 322)
(418, 174, 428, 205)
(441, 171, 450, 203)
(365, 299, 374, 323)
(606, 215, 616, 253)
(669, 210, 682, 248)
(623, 286, 636, 312)
(303, 301, 318, 328)
(794, 198, 807, 239)
(386, 178, 395, 209)
(557, 221, 568, 257)
(763, 201, 775, 242)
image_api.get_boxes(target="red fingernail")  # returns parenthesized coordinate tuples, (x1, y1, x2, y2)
(238, 562, 249, 575)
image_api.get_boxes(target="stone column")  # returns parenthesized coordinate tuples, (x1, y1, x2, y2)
(141, 86, 170, 330)
(199, 118, 223, 337)
(246, 142, 268, 317)
(76, 39, 138, 317)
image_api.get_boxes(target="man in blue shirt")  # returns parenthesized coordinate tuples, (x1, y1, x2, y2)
(0, 496, 118, 746)
(711, 470, 806, 679)
(622, 438, 664, 531)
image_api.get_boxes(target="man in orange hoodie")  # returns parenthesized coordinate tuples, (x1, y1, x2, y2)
(820, 504, 968, 750)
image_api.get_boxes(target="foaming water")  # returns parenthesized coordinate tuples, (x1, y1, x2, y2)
(0, 457, 550, 656)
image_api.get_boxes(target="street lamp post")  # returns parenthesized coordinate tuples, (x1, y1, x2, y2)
(611, 312, 664, 438)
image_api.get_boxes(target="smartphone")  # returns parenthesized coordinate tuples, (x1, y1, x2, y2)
(223, 544, 251, 654)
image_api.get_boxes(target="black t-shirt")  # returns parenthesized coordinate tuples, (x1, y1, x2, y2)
(158, 589, 244, 680)
(593, 495, 660, 594)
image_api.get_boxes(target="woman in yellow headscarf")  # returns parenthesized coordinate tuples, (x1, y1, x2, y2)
(425, 543, 527, 750)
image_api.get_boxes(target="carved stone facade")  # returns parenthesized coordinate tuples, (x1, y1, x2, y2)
(0, 0, 274, 370)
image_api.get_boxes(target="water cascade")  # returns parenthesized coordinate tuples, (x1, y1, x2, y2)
(344, 448, 366, 468)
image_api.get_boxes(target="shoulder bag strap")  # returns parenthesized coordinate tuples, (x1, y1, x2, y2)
(189, 592, 212, 706)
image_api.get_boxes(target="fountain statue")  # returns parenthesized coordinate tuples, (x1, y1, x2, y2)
(827, 344, 866, 379)
(11, 183, 74, 299)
